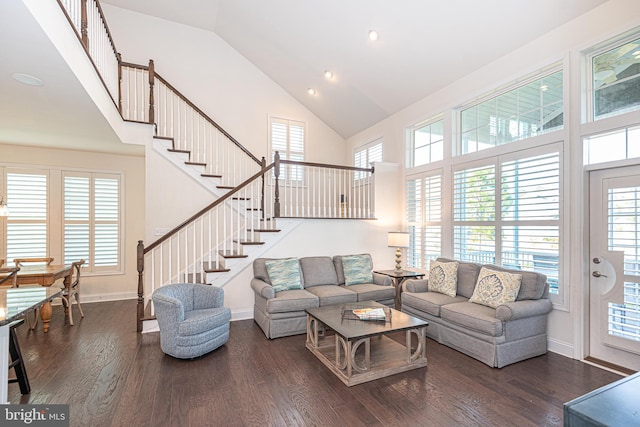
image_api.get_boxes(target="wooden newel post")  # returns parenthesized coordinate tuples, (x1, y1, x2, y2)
(136, 240, 144, 332)
(260, 157, 266, 220)
(274, 151, 280, 218)
(148, 59, 155, 124)
(80, 0, 88, 48)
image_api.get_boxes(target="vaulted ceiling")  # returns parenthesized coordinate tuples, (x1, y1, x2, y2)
(1, 0, 610, 155)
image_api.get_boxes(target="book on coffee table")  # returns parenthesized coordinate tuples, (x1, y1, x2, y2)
(340, 305, 391, 322)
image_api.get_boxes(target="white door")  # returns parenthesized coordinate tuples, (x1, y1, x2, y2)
(589, 166, 640, 371)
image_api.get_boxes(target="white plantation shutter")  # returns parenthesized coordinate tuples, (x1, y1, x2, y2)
(64, 175, 90, 264)
(271, 117, 305, 183)
(453, 164, 496, 263)
(6, 172, 48, 261)
(354, 141, 383, 180)
(450, 149, 560, 289)
(406, 172, 442, 270)
(63, 172, 121, 271)
(501, 152, 560, 290)
(94, 177, 119, 267)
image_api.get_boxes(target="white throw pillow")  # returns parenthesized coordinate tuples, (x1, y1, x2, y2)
(428, 260, 458, 297)
(469, 267, 522, 309)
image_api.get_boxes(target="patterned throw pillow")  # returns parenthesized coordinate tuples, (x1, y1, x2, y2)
(469, 267, 522, 309)
(342, 254, 373, 286)
(265, 258, 303, 293)
(428, 260, 458, 297)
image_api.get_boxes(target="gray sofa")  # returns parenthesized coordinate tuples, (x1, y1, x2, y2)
(401, 258, 553, 368)
(251, 254, 395, 339)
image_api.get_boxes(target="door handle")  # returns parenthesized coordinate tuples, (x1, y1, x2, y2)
(592, 271, 608, 278)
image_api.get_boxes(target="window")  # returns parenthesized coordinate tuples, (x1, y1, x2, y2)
(453, 149, 561, 292)
(460, 70, 563, 154)
(271, 117, 305, 184)
(584, 125, 640, 166)
(5, 171, 48, 261)
(406, 172, 442, 270)
(410, 119, 444, 167)
(592, 36, 640, 120)
(63, 172, 121, 271)
(354, 139, 383, 179)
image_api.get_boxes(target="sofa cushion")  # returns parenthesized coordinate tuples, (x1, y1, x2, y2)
(299, 256, 339, 288)
(481, 265, 547, 300)
(402, 291, 468, 317)
(341, 254, 374, 286)
(265, 289, 319, 314)
(346, 283, 396, 302)
(429, 259, 458, 297)
(305, 285, 358, 306)
(440, 301, 503, 337)
(469, 267, 522, 309)
(333, 254, 371, 285)
(265, 258, 303, 292)
(437, 258, 481, 298)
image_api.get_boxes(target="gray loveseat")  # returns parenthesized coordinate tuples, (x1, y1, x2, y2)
(401, 257, 552, 368)
(251, 254, 395, 339)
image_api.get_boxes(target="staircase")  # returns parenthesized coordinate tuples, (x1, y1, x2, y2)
(51, 0, 376, 332)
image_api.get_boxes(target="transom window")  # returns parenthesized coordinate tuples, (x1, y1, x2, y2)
(460, 70, 563, 154)
(592, 36, 640, 120)
(410, 119, 444, 167)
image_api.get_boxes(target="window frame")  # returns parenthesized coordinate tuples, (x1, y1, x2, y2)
(62, 171, 123, 273)
(269, 116, 306, 186)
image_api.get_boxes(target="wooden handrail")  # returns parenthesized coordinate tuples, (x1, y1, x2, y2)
(280, 159, 375, 173)
(119, 62, 262, 165)
(56, 0, 120, 112)
(143, 163, 275, 254)
(153, 72, 262, 165)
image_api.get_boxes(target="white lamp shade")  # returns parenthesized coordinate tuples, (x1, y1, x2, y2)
(388, 232, 410, 248)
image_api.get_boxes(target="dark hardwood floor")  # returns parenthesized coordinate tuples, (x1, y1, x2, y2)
(9, 300, 622, 427)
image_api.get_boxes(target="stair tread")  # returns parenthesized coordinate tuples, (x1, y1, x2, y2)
(201, 174, 222, 178)
(217, 186, 234, 189)
(185, 161, 206, 166)
(254, 229, 281, 232)
(168, 149, 190, 154)
(232, 197, 251, 200)
(218, 250, 248, 259)
(154, 136, 174, 141)
(204, 267, 231, 273)
(233, 239, 265, 245)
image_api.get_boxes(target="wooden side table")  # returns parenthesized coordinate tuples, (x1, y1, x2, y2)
(373, 269, 426, 309)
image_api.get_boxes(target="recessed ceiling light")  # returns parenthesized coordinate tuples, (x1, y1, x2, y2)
(307, 88, 317, 96)
(12, 72, 44, 86)
(368, 30, 379, 41)
(324, 70, 334, 79)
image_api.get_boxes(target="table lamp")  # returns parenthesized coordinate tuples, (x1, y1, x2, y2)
(388, 232, 410, 272)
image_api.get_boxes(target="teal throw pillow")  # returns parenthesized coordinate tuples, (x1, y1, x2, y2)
(342, 254, 373, 286)
(265, 258, 303, 292)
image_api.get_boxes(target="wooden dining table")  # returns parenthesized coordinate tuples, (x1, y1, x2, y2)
(15, 264, 72, 333)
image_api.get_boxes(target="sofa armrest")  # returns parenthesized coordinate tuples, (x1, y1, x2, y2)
(402, 278, 428, 293)
(495, 298, 553, 321)
(373, 272, 392, 286)
(251, 278, 275, 299)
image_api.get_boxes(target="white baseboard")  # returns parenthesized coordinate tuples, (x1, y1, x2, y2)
(548, 337, 574, 358)
(231, 309, 253, 321)
(82, 292, 138, 303)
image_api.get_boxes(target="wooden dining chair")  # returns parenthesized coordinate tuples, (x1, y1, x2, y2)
(59, 259, 85, 326)
(0, 267, 20, 288)
(13, 257, 54, 267)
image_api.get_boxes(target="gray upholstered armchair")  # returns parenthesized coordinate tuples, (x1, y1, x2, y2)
(152, 283, 231, 359)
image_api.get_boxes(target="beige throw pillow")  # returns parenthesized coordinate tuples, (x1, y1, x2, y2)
(469, 267, 522, 309)
(428, 260, 458, 297)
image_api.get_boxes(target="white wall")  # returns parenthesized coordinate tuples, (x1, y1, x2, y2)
(102, 4, 345, 165)
(0, 143, 145, 302)
(345, 0, 640, 359)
